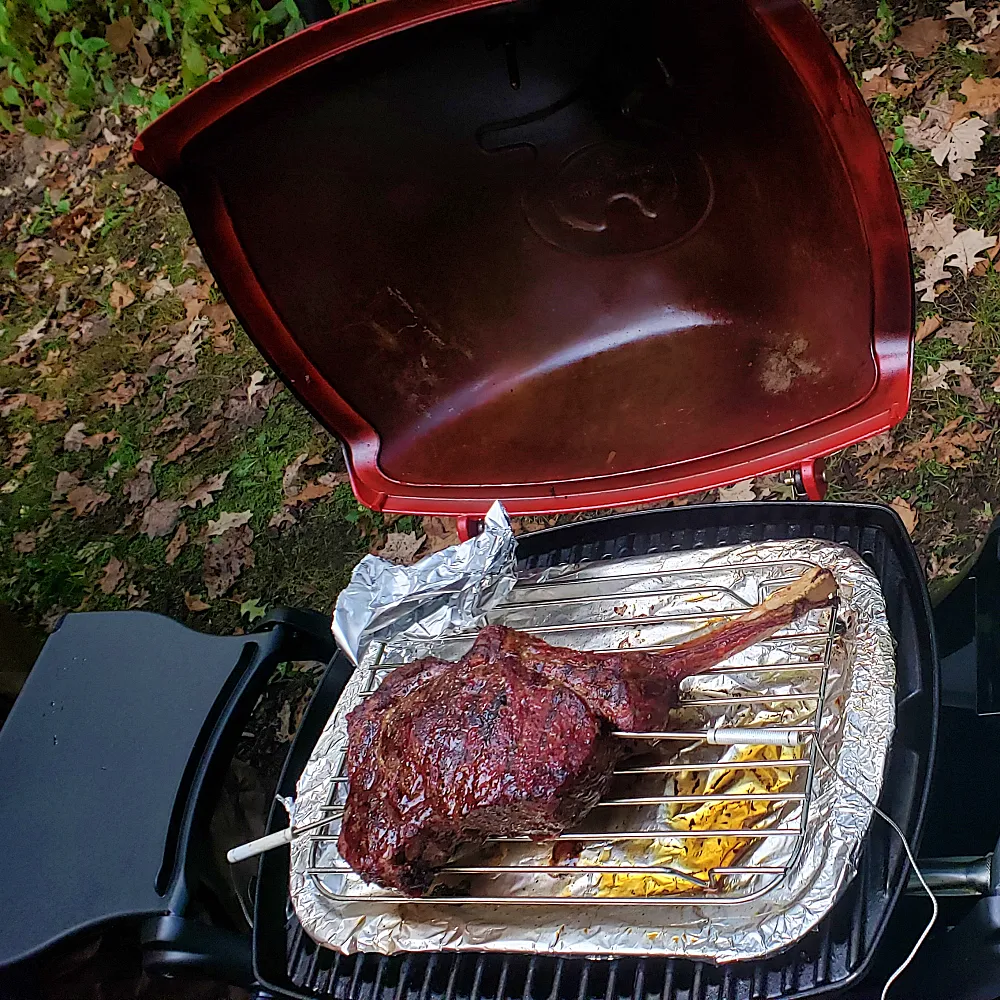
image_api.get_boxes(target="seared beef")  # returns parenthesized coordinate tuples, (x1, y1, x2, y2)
(339, 567, 837, 894)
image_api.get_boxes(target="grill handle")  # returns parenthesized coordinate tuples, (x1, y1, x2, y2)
(908, 856, 993, 897)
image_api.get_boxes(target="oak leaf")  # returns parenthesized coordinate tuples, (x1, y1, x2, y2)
(206, 510, 253, 536)
(99, 556, 125, 595)
(376, 531, 426, 564)
(421, 516, 462, 554)
(165, 523, 189, 565)
(182, 471, 229, 509)
(943, 228, 997, 275)
(911, 211, 956, 253)
(66, 485, 111, 517)
(185, 592, 210, 612)
(896, 17, 947, 57)
(109, 281, 135, 315)
(958, 75, 1000, 120)
(140, 499, 182, 539)
(203, 524, 254, 598)
(915, 315, 943, 342)
(947, 1, 977, 29)
(939, 320, 975, 347)
(718, 480, 756, 502)
(284, 481, 335, 507)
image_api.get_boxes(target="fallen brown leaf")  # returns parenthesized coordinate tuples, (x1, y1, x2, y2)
(124, 472, 156, 505)
(203, 523, 255, 598)
(3, 309, 51, 365)
(82, 429, 119, 450)
(163, 419, 220, 463)
(317, 471, 349, 487)
(856, 431, 894, 457)
(376, 531, 426, 564)
(929, 552, 961, 580)
(88, 144, 112, 169)
(915, 314, 943, 342)
(4, 431, 31, 468)
(955, 373, 986, 409)
(860, 71, 914, 102)
(833, 37, 853, 61)
(890, 497, 919, 535)
(947, 1, 977, 29)
(21, 397, 63, 423)
(105, 15, 135, 53)
(921, 359, 974, 390)
(281, 453, 309, 495)
(165, 523, 189, 566)
(206, 510, 253, 536)
(185, 592, 210, 612)
(99, 370, 146, 411)
(12, 531, 36, 554)
(109, 281, 135, 316)
(222, 380, 281, 432)
(152, 407, 192, 437)
(183, 471, 230, 509)
(958, 75, 1000, 120)
(173, 279, 211, 323)
(268, 509, 298, 530)
(63, 423, 86, 451)
(718, 480, 756, 502)
(421, 515, 461, 554)
(140, 499, 182, 539)
(203, 300, 235, 337)
(166, 326, 204, 368)
(66, 485, 111, 517)
(938, 320, 974, 347)
(0, 392, 31, 417)
(51, 470, 80, 499)
(284, 481, 335, 507)
(133, 35, 151, 73)
(123, 584, 149, 610)
(98, 556, 125, 595)
(896, 17, 948, 57)
(899, 417, 991, 469)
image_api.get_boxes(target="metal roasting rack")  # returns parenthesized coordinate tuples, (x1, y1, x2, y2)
(305, 559, 839, 906)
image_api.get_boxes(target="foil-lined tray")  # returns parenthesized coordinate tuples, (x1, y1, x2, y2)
(291, 539, 895, 962)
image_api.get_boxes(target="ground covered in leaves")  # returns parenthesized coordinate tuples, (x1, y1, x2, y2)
(3, 0, 1000, 645)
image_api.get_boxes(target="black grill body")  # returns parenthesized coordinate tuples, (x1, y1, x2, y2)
(253, 502, 938, 1000)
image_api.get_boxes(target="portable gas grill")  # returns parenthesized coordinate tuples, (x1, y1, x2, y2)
(4, 0, 1000, 995)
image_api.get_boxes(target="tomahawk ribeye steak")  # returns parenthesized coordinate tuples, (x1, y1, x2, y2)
(339, 567, 837, 893)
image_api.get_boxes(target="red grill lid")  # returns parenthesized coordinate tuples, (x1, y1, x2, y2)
(134, 0, 912, 517)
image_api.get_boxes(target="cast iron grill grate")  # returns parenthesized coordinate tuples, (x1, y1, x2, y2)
(255, 503, 936, 1000)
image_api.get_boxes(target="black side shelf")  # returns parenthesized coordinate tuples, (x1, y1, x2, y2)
(0, 608, 334, 984)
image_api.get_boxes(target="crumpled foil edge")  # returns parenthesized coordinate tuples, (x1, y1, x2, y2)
(332, 499, 517, 667)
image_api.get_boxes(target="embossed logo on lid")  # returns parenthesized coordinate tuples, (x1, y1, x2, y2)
(524, 131, 713, 256)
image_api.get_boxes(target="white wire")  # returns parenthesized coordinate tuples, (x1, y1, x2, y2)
(813, 742, 938, 1000)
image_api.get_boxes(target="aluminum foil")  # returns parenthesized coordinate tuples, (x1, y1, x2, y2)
(293, 538, 896, 963)
(332, 500, 517, 667)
